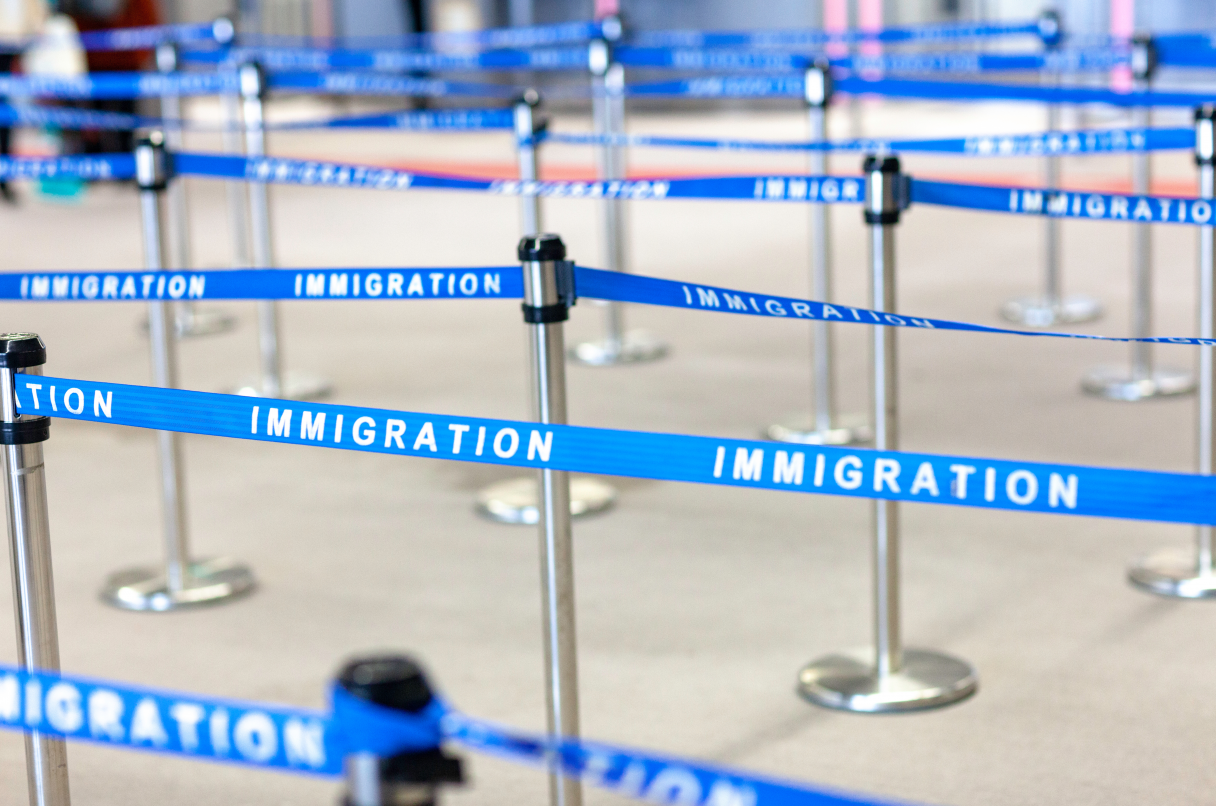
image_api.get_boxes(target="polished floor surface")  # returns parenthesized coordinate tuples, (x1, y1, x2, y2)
(0, 98, 1210, 805)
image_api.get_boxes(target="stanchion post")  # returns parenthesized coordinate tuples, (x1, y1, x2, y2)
(515, 89, 544, 237)
(1002, 9, 1102, 328)
(475, 96, 618, 525)
(767, 63, 869, 446)
(520, 234, 582, 806)
(336, 655, 463, 806)
(155, 42, 236, 339)
(571, 17, 666, 367)
(0, 335, 70, 806)
(798, 156, 977, 713)
(220, 24, 252, 272)
(1127, 106, 1216, 598)
(101, 133, 255, 612)
(1082, 34, 1193, 401)
(233, 61, 330, 401)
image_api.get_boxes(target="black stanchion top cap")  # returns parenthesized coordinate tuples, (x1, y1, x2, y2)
(863, 155, 900, 174)
(338, 654, 434, 714)
(518, 234, 566, 262)
(0, 334, 46, 369)
(1196, 105, 1216, 123)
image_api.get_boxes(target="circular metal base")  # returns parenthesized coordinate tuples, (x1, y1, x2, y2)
(1001, 295, 1103, 328)
(230, 371, 332, 401)
(101, 557, 256, 612)
(1081, 365, 1196, 402)
(797, 647, 978, 713)
(569, 331, 667, 367)
(475, 476, 617, 525)
(1128, 548, 1216, 599)
(766, 414, 871, 446)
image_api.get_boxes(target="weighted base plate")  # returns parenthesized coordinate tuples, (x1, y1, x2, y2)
(798, 647, 978, 713)
(1001, 295, 1102, 328)
(230, 371, 332, 401)
(766, 414, 871, 446)
(1081, 365, 1195, 401)
(101, 557, 256, 612)
(569, 330, 667, 367)
(1128, 548, 1216, 599)
(475, 476, 617, 525)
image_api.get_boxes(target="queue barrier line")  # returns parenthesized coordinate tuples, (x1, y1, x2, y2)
(630, 19, 1045, 49)
(236, 19, 604, 52)
(0, 21, 230, 54)
(625, 73, 1216, 108)
(9, 261, 1216, 350)
(4, 152, 1214, 233)
(182, 44, 593, 72)
(13, 372, 1216, 526)
(0, 71, 519, 100)
(7, 100, 1194, 159)
(0, 662, 901, 806)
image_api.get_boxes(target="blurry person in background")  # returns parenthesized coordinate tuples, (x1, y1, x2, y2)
(59, 0, 159, 154)
(0, 0, 49, 202)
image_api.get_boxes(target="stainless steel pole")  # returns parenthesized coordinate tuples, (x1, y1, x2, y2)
(1002, 10, 1101, 328)
(156, 43, 235, 339)
(570, 23, 665, 367)
(101, 133, 255, 612)
(768, 65, 869, 446)
(222, 84, 251, 269)
(476, 96, 617, 526)
(798, 156, 977, 713)
(234, 62, 330, 400)
(519, 234, 582, 806)
(1128, 106, 1216, 598)
(1082, 35, 1193, 401)
(0, 335, 69, 806)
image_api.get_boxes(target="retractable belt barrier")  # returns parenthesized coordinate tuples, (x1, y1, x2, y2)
(0, 71, 518, 99)
(0, 21, 232, 54)
(627, 74, 1216, 108)
(630, 19, 1045, 49)
(182, 45, 592, 72)
(3, 152, 1213, 232)
(0, 661, 900, 806)
(8, 262, 1216, 349)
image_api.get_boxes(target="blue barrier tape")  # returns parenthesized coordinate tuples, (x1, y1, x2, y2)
(13, 372, 1216, 526)
(264, 71, 520, 98)
(629, 20, 1043, 49)
(0, 663, 338, 775)
(0, 660, 904, 805)
(612, 47, 1126, 75)
(237, 20, 602, 52)
(909, 178, 1216, 227)
(0, 104, 514, 132)
(0, 71, 237, 99)
(0, 154, 134, 180)
(0, 70, 515, 100)
(543, 126, 1194, 155)
(182, 45, 590, 72)
(78, 21, 233, 51)
(9, 263, 1216, 351)
(1154, 33, 1216, 68)
(170, 151, 865, 203)
(626, 74, 1216, 107)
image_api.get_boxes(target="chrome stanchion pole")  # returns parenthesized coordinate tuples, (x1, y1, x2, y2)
(1084, 35, 1193, 400)
(798, 156, 977, 712)
(1128, 106, 1216, 598)
(155, 42, 236, 339)
(768, 64, 870, 446)
(0, 335, 70, 806)
(232, 62, 331, 400)
(221, 61, 251, 271)
(336, 655, 463, 806)
(1002, 10, 1101, 328)
(101, 133, 255, 612)
(475, 96, 616, 525)
(571, 17, 666, 367)
(519, 234, 582, 806)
